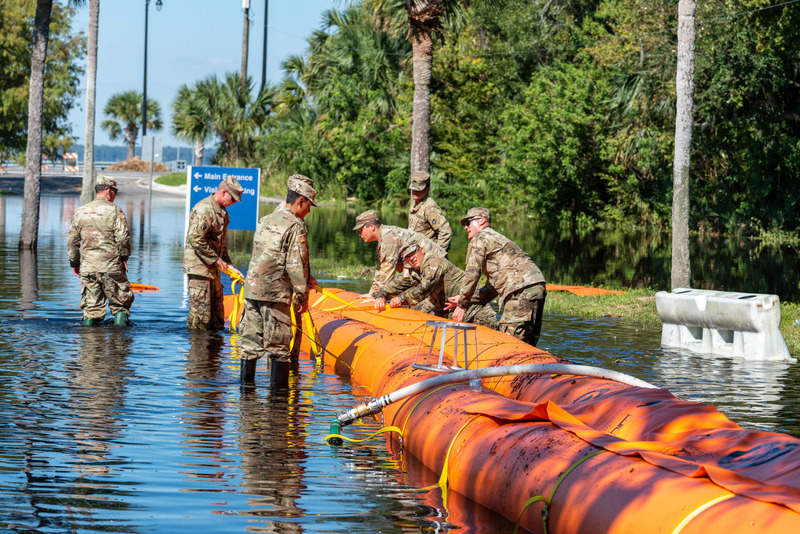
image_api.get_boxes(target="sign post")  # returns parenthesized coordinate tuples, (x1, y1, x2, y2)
(185, 166, 261, 233)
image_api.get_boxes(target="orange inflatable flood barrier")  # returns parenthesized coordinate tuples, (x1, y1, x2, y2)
(302, 288, 800, 533)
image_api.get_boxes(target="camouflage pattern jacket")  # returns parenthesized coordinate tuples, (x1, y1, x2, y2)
(370, 225, 446, 295)
(458, 227, 545, 307)
(374, 254, 464, 313)
(67, 198, 131, 273)
(408, 196, 452, 251)
(244, 204, 310, 306)
(183, 195, 232, 277)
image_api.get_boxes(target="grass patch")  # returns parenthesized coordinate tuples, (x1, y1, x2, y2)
(310, 257, 374, 280)
(155, 172, 186, 186)
(546, 288, 800, 358)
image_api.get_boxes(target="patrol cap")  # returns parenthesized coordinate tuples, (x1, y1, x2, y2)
(221, 176, 244, 202)
(288, 175, 318, 206)
(96, 175, 118, 190)
(352, 210, 380, 230)
(408, 171, 430, 192)
(459, 207, 491, 226)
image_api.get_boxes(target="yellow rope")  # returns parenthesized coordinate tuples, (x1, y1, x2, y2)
(324, 425, 403, 445)
(670, 494, 735, 534)
(512, 449, 605, 534)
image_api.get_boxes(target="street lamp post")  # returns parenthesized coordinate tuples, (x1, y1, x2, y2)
(142, 0, 163, 138)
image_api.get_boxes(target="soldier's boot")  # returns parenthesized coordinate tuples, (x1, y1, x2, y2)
(82, 317, 102, 326)
(269, 360, 290, 388)
(240, 358, 257, 384)
(113, 312, 129, 326)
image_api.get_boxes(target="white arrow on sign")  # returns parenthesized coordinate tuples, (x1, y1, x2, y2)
(193, 172, 202, 179)
(193, 185, 202, 192)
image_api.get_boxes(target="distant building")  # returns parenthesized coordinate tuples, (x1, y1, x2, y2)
(165, 160, 187, 172)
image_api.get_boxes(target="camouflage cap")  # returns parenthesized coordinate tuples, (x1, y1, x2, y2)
(221, 176, 244, 202)
(352, 210, 381, 230)
(96, 175, 118, 190)
(459, 207, 491, 226)
(288, 175, 318, 206)
(408, 171, 430, 192)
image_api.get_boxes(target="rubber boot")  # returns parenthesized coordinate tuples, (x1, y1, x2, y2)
(240, 358, 257, 384)
(81, 318, 102, 326)
(269, 359, 290, 388)
(113, 312, 129, 326)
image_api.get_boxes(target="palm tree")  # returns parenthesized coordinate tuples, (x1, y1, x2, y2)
(171, 80, 215, 166)
(101, 91, 162, 160)
(80, 0, 99, 205)
(672, 0, 695, 289)
(20, 0, 55, 251)
(369, 0, 472, 176)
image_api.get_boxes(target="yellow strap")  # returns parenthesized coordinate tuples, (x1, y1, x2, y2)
(671, 494, 735, 534)
(512, 449, 604, 534)
(218, 266, 245, 332)
(324, 425, 403, 445)
(303, 310, 323, 358)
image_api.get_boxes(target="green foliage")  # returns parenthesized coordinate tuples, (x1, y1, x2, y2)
(155, 172, 186, 186)
(0, 0, 84, 159)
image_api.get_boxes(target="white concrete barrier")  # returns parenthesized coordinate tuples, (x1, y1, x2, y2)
(655, 288, 794, 362)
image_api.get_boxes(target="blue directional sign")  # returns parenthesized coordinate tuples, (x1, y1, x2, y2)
(186, 166, 261, 231)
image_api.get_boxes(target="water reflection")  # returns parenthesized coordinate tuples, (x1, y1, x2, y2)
(19, 249, 38, 313)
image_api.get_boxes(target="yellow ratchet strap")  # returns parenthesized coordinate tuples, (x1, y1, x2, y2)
(219, 266, 245, 332)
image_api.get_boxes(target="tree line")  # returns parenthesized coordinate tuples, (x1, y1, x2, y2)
(5, 0, 799, 245)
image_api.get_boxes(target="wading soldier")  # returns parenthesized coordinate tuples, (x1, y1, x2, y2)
(373, 245, 498, 329)
(408, 171, 452, 252)
(353, 210, 446, 314)
(446, 207, 547, 346)
(240, 176, 318, 386)
(67, 175, 134, 325)
(184, 176, 244, 330)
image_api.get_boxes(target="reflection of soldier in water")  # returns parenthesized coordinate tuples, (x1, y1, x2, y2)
(238, 386, 307, 531)
(70, 328, 133, 476)
(181, 331, 227, 457)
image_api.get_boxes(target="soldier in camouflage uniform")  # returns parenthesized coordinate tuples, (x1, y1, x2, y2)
(240, 176, 318, 386)
(183, 176, 244, 330)
(446, 207, 547, 346)
(353, 210, 447, 314)
(67, 175, 134, 326)
(408, 171, 452, 252)
(373, 245, 498, 329)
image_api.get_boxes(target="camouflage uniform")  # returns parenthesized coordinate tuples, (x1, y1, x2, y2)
(457, 226, 546, 346)
(369, 224, 447, 298)
(374, 253, 498, 329)
(408, 196, 452, 252)
(67, 197, 134, 321)
(241, 203, 311, 364)
(184, 195, 232, 330)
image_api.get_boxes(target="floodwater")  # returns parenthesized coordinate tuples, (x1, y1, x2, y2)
(0, 191, 799, 532)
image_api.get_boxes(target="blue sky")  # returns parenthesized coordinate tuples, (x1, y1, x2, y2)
(67, 0, 334, 151)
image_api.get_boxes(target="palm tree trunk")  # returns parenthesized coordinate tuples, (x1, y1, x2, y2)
(81, 0, 100, 205)
(194, 140, 204, 166)
(410, 27, 432, 176)
(671, 0, 695, 289)
(241, 6, 249, 94)
(20, 0, 53, 251)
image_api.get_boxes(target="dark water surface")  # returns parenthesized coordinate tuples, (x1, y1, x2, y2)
(1, 193, 799, 532)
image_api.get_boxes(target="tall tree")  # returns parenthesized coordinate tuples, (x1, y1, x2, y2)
(671, 0, 695, 288)
(101, 90, 162, 160)
(80, 0, 99, 205)
(20, 0, 54, 251)
(171, 80, 216, 166)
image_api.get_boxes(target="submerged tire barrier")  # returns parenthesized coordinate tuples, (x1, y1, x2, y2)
(304, 288, 800, 534)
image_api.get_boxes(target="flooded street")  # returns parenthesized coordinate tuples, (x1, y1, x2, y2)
(0, 189, 798, 532)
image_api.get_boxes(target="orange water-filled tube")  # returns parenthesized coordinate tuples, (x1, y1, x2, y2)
(302, 288, 800, 533)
